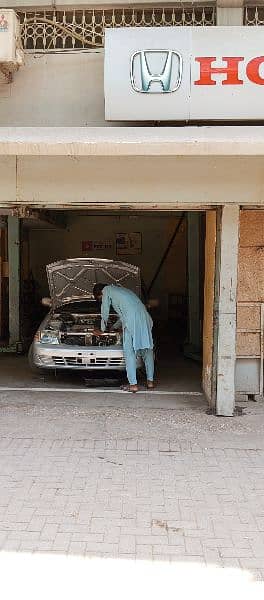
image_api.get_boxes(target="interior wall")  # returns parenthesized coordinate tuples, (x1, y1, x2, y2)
(202, 210, 217, 404)
(163, 217, 187, 301)
(27, 213, 187, 319)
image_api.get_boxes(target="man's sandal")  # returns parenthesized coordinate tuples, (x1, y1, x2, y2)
(120, 385, 138, 393)
(146, 382, 155, 390)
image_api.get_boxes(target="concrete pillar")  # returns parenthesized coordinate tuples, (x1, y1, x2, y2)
(203, 211, 217, 406)
(216, 6, 243, 25)
(185, 213, 201, 359)
(216, 205, 240, 416)
(8, 216, 20, 346)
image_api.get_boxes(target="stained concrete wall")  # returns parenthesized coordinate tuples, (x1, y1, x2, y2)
(202, 209, 264, 404)
(0, 52, 107, 126)
(2, 155, 264, 209)
(237, 209, 264, 359)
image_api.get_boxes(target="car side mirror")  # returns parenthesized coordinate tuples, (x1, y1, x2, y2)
(41, 297, 52, 307)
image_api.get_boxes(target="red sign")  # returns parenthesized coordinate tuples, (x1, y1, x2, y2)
(82, 240, 93, 252)
(82, 240, 113, 252)
(195, 56, 264, 86)
(105, 27, 264, 120)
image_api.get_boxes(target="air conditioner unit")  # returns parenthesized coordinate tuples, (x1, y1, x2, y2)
(0, 9, 24, 81)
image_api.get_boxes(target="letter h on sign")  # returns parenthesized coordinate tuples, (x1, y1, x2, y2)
(140, 50, 173, 92)
(194, 57, 244, 85)
(194, 55, 264, 85)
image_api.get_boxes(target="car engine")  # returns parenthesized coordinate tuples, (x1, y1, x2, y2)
(47, 312, 121, 347)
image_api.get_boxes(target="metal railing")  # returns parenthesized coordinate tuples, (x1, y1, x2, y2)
(18, 6, 216, 52)
(244, 5, 264, 25)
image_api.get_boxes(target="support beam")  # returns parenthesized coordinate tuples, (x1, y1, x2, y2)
(185, 213, 201, 360)
(216, 205, 240, 416)
(0, 225, 6, 339)
(8, 216, 20, 346)
(12, 207, 67, 229)
(203, 211, 217, 406)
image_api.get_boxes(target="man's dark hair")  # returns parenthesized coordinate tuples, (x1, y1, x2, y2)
(93, 283, 107, 299)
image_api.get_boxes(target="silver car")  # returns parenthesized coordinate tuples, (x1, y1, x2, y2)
(29, 258, 141, 372)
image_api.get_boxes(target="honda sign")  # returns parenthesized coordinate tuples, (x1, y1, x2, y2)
(104, 26, 264, 121)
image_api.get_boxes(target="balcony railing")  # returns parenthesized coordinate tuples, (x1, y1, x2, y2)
(244, 5, 264, 25)
(18, 6, 216, 52)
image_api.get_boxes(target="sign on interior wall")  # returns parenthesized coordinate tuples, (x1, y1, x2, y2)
(82, 240, 113, 252)
(0, 14, 8, 32)
(104, 26, 264, 121)
(116, 233, 142, 255)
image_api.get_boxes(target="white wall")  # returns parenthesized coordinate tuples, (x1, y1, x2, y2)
(27, 213, 187, 316)
(0, 51, 108, 126)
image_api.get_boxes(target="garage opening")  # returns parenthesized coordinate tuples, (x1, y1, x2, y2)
(0, 209, 212, 395)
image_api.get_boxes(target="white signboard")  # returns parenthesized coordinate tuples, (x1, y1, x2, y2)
(104, 27, 264, 121)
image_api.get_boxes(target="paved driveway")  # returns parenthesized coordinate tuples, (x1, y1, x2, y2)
(0, 390, 263, 598)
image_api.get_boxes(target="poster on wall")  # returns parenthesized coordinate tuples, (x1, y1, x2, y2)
(116, 232, 142, 255)
(82, 240, 113, 252)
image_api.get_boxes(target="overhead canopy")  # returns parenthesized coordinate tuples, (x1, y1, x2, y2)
(1, 126, 264, 156)
(1, 127, 264, 210)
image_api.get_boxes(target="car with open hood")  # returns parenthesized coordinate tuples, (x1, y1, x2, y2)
(29, 258, 141, 372)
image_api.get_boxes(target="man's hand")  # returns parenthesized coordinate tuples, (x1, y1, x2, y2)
(92, 329, 104, 336)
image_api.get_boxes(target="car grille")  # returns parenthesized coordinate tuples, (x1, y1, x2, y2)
(63, 335, 86, 346)
(52, 356, 65, 366)
(61, 334, 118, 347)
(51, 356, 125, 367)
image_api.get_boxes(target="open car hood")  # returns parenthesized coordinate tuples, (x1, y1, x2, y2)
(46, 258, 141, 308)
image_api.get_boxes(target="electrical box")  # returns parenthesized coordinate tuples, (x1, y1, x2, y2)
(0, 10, 24, 80)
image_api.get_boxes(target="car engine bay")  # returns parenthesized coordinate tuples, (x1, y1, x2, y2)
(44, 311, 121, 347)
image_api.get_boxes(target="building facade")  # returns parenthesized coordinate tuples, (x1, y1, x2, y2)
(0, 1, 263, 415)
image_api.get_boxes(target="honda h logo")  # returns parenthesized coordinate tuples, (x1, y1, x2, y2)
(130, 50, 183, 93)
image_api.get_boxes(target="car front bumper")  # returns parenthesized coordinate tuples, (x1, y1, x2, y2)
(32, 341, 127, 370)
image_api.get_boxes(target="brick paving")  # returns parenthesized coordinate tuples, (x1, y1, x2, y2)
(0, 391, 264, 596)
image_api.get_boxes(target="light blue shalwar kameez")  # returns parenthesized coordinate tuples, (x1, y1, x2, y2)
(100, 285, 154, 385)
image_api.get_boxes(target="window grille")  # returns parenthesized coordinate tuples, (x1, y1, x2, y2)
(244, 6, 264, 25)
(18, 6, 216, 52)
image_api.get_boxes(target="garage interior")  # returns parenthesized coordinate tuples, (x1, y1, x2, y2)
(0, 210, 207, 392)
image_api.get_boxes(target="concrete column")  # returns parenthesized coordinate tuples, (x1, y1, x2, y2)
(185, 213, 201, 359)
(203, 212, 217, 405)
(8, 216, 20, 346)
(216, 205, 239, 416)
(216, 6, 243, 25)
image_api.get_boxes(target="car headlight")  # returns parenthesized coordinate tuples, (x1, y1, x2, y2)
(115, 332, 122, 345)
(39, 330, 60, 345)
